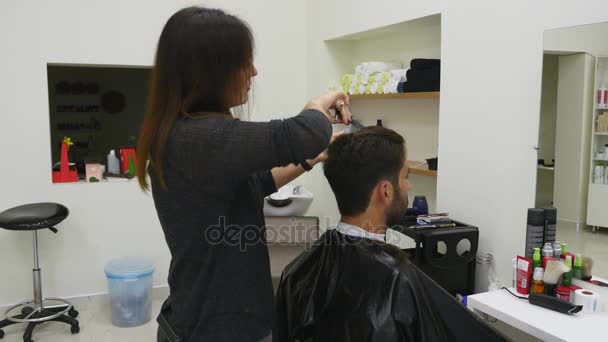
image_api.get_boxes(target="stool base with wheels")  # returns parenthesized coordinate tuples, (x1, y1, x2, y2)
(0, 203, 80, 342)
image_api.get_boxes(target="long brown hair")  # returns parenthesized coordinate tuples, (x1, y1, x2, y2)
(136, 6, 254, 190)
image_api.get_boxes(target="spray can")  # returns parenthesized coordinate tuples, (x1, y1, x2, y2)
(526, 209, 545, 258)
(543, 208, 557, 244)
(542, 243, 554, 269)
(552, 241, 562, 260)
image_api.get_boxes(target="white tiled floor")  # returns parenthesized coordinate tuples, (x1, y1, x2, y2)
(0, 300, 162, 342)
(556, 222, 608, 279)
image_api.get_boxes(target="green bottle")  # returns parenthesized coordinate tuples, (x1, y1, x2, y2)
(532, 247, 542, 270)
(128, 155, 136, 176)
(573, 254, 583, 279)
(561, 255, 573, 286)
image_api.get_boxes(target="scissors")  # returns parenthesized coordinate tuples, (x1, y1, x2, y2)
(334, 99, 364, 129)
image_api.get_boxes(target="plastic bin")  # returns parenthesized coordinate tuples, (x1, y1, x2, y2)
(104, 256, 155, 327)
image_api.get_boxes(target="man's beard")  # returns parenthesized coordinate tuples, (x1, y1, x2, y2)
(386, 188, 408, 227)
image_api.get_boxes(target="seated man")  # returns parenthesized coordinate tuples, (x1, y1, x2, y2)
(274, 126, 507, 342)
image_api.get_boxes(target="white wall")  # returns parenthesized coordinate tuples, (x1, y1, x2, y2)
(305, 0, 608, 286)
(545, 21, 608, 56)
(0, 0, 307, 305)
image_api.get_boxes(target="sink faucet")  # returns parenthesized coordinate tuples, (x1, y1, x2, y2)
(293, 185, 302, 195)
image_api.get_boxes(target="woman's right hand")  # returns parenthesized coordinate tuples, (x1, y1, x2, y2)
(304, 91, 353, 125)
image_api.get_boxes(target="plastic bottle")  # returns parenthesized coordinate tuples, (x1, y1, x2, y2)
(560, 242, 575, 263)
(556, 285, 570, 301)
(532, 248, 542, 270)
(107, 150, 121, 175)
(573, 254, 583, 280)
(561, 255, 573, 287)
(533, 267, 544, 294)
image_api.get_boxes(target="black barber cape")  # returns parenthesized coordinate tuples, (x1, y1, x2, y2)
(275, 229, 508, 342)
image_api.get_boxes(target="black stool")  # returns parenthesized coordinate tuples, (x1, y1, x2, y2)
(0, 203, 80, 342)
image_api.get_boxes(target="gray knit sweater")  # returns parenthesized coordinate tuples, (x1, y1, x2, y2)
(150, 109, 332, 341)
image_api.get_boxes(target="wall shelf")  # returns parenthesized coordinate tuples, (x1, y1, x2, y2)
(594, 132, 608, 136)
(349, 92, 439, 100)
(407, 161, 437, 177)
(538, 165, 555, 171)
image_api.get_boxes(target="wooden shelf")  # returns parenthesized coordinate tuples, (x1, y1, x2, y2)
(349, 92, 440, 100)
(407, 161, 437, 177)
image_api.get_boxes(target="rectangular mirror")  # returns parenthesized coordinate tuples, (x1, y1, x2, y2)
(536, 22, 608, 278)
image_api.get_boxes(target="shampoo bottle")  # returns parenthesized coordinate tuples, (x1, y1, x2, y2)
(107, 150, 121, 175)
(572, 254, 583, 280)
(532, 248, 542, 270)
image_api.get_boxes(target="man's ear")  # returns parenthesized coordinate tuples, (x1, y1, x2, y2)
(376, 180, 393, 206)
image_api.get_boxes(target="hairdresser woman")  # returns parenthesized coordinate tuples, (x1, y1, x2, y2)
(135, 6, 351, 342)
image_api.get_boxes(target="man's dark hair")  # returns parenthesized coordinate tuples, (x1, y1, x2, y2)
(323, 126, 406, 216)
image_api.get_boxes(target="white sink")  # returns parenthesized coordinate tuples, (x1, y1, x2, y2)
(263, 185, 313, 217)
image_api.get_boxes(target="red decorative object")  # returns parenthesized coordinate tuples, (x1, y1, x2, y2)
(120, 147, 136, 174)
(52, 142, 78, 183)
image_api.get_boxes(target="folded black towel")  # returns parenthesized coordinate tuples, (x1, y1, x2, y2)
(398, 80, 440, 93)
(406, 67, 440, 83)
(410, 58, 440, 70)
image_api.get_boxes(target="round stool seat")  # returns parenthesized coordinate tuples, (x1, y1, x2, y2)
(0, 203, 68, 231)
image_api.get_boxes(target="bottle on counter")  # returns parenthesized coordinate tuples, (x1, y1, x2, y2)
(573, 254, 583, 280)
(561, 255, 573, 287)
(532, 248, 542, 270)
(552, 241, 562, 260)
(107, 150, 121, 175)
(533, 267, 544, 294)
(560, 243, 575, 264)
(542, 243, 554, 269)
(556, 285, 571, 302)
